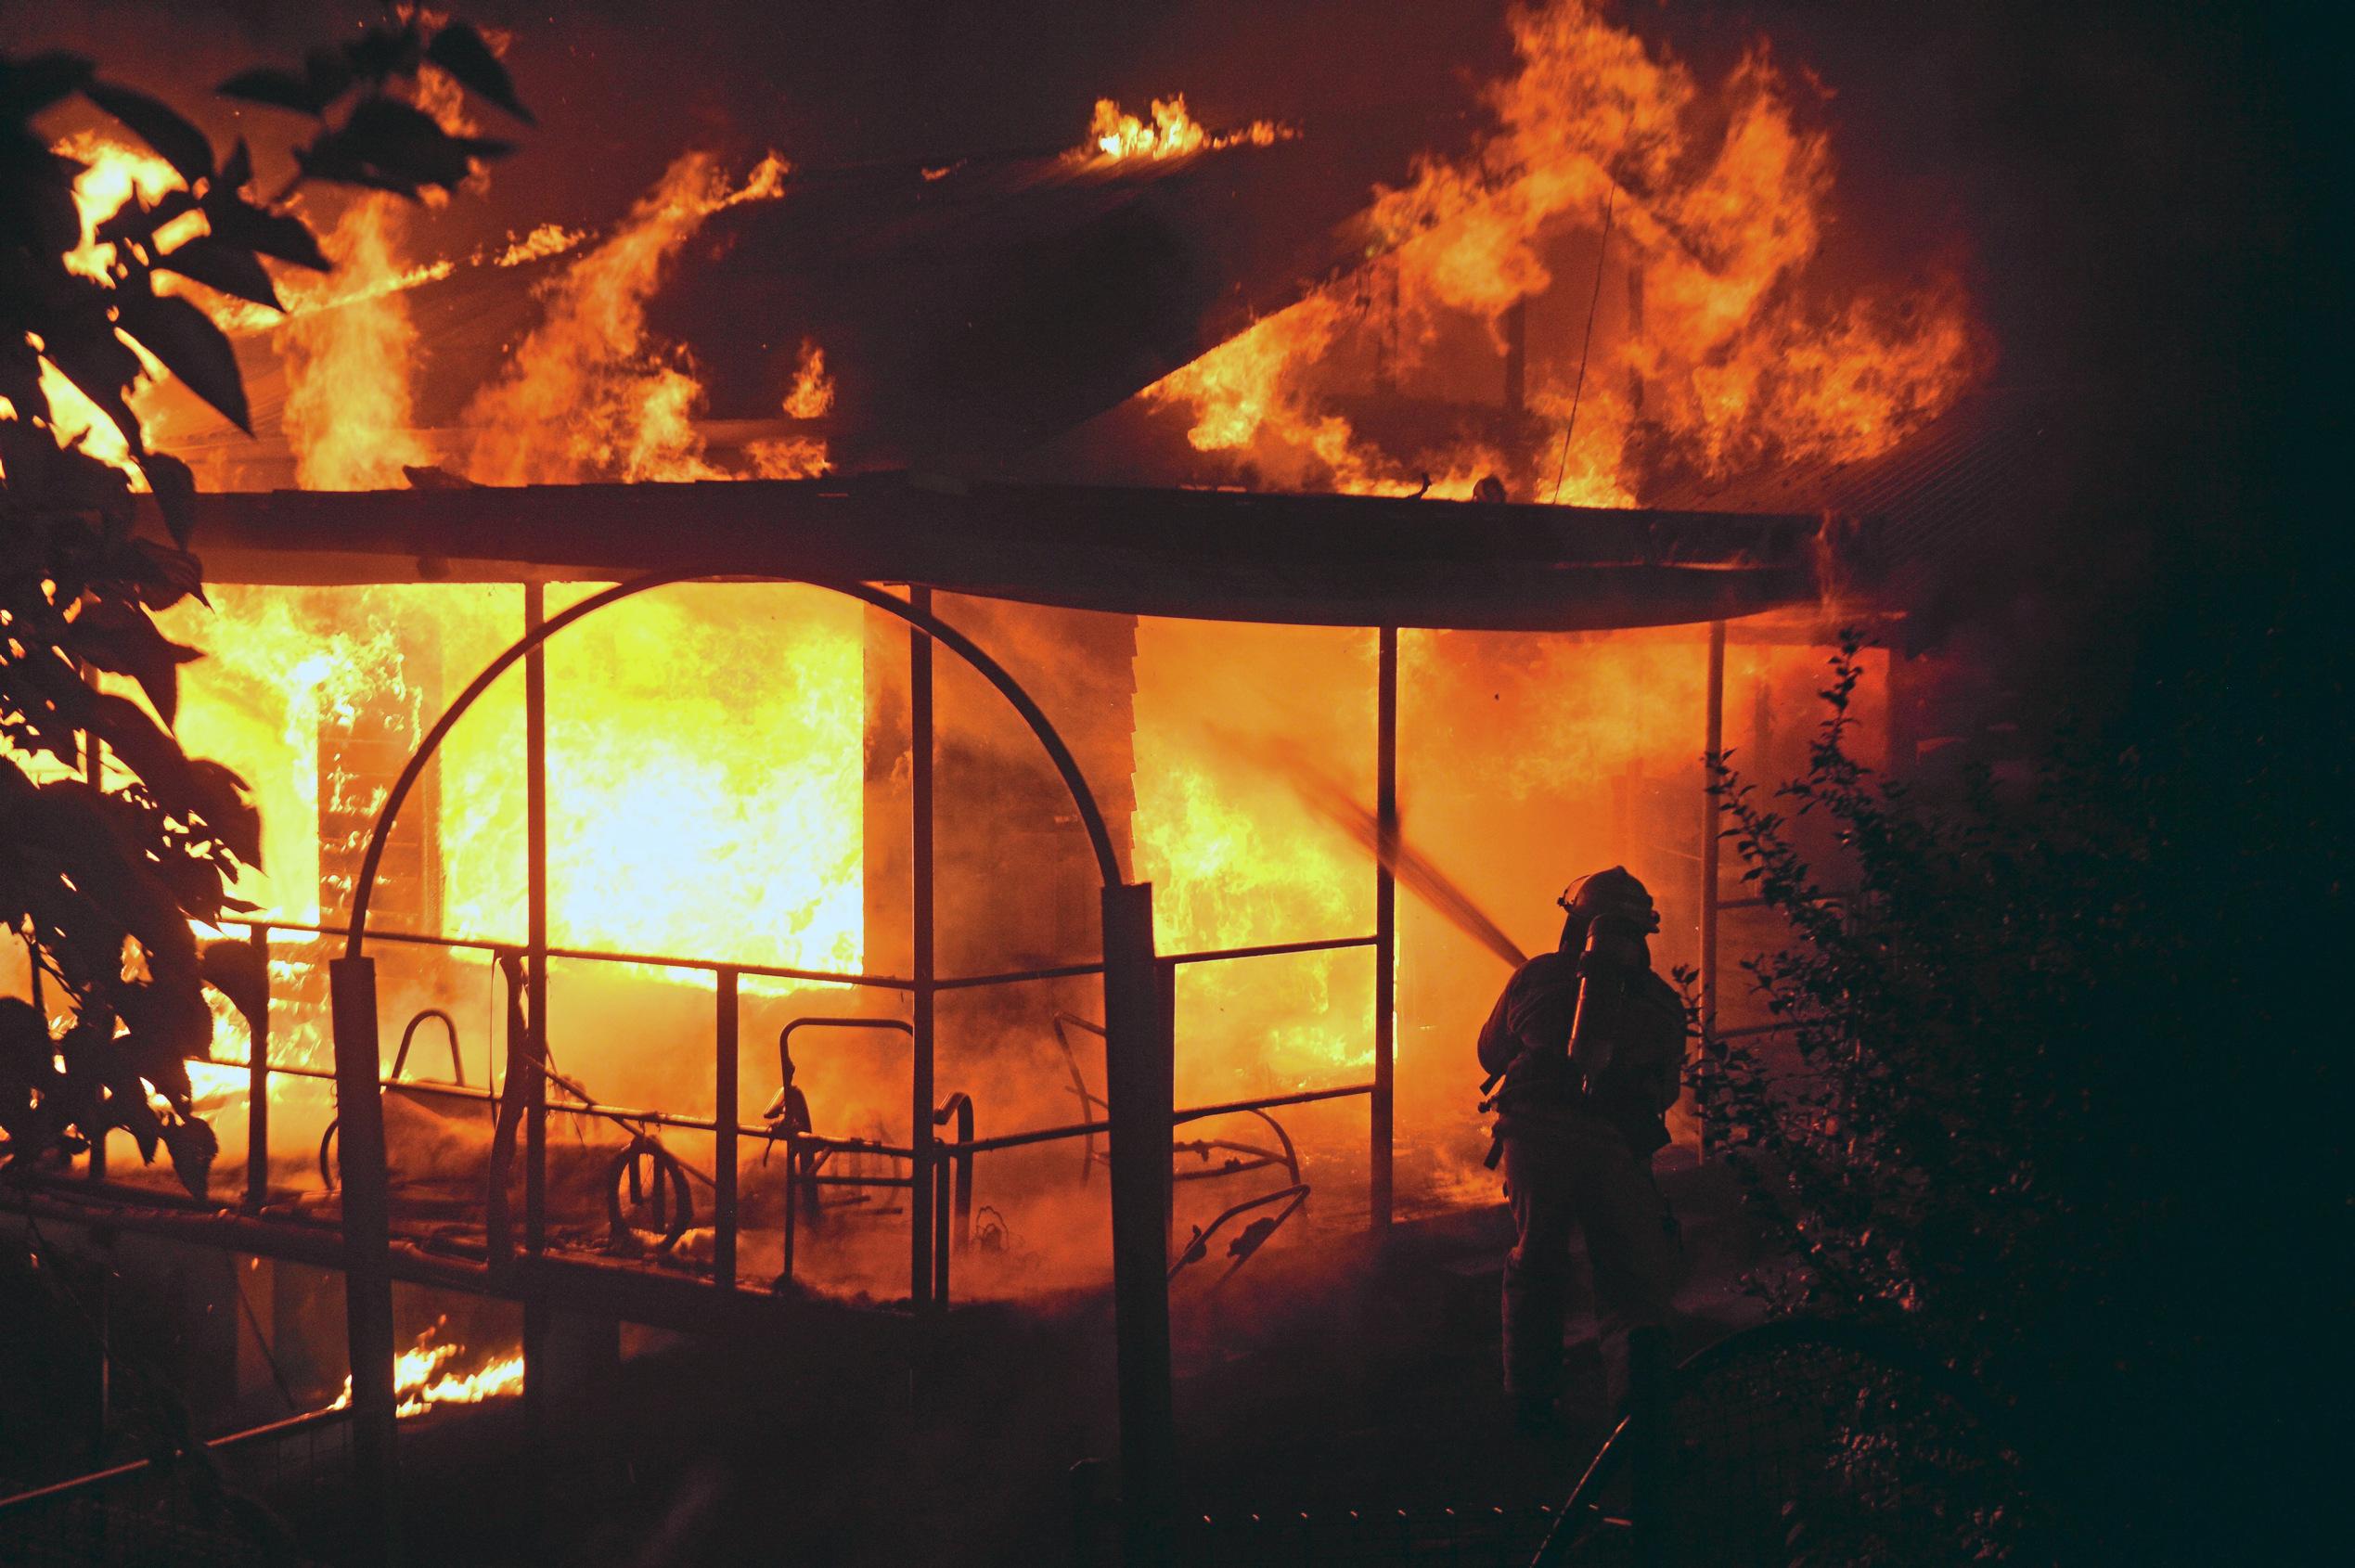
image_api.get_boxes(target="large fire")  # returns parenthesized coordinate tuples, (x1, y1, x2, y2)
(162, 582, 866, 969)
(9, 135, 188, 480)
(1142, 0, 1978, 505)
(280, 199, 434, 492)
(462, 149, 802, 484)
(19, 0, 1967, 1268)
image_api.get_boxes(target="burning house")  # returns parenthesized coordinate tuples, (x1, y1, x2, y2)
(0, 3, 2144, 1562)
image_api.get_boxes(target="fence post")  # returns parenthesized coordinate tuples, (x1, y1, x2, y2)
(714, 968, 739, 1290)
(908, 588, 936, 1311)
(328, 955, 396, 1563)
(1372, 625, 1398, 1230)
(245, 925, 271, 1212)
(1698, 618, 1726, 1156)
(1102, 882, 1175, 1565)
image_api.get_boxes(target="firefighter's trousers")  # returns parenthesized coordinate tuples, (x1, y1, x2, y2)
(1500, 1116, 1679, 1413)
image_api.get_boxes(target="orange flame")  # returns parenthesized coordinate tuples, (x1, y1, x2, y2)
(328, 1322, 525, 1419)
(278, 199, 431, 491)
(782, 341, 835, 420)
(58, 133, 187, 281)
(2, 136, 188, 483)
(461, 151, 794, 485)
(493, 222, 589, 266)
(1143, 0, 1978, 504)
(749, 339, 838, 476)
(1082, 95, 1287, 163)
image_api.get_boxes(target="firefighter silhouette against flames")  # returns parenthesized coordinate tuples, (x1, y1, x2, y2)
(1479, 867, 1687, 1437)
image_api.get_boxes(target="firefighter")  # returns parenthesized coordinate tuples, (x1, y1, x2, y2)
(1479, 867, 1687, 1433)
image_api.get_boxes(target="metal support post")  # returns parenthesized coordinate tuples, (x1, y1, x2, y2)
(714, 968, 739, 1290)
(1699, 619, 1726, 1156)
(780, 1132, 801, 1284)
(244, 926, 270, 1211)
(524, 582, 549, 1259)
(328, 955, 397, 1561)
(908, 586, 936, 1310)
(522, 582, 550, 1458)
(1102, 882, 1175, 1563)
(486, 953, 526, 1269)
(1371, 626, 1398, 1231)
(83, 675, 105, 1185)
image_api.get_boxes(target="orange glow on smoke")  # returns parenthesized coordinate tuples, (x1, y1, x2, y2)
(278, 199, 432, 491)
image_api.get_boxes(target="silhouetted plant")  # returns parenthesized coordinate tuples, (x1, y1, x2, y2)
(0, 9, 525, 1194)
(1694, 634, 2186, 1395)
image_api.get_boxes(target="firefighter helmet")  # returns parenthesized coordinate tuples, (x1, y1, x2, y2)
(1557, 866, 1662, 933)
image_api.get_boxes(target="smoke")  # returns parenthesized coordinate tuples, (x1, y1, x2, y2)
(277, 199, 433, 491)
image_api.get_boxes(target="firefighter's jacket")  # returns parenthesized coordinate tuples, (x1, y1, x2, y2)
(1478, 951, 1684, 1157)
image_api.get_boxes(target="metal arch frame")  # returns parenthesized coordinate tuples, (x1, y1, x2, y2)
(323, 572, 1170, 1562)
(341, 573, 1121, 955)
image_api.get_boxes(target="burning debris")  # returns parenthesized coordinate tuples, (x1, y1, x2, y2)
(1080, 94, 1289, 163)
(327, 1320, 524, 1420)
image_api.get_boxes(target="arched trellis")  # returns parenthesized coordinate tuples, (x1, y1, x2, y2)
(343, 572, 1121, 950)
(324, 574, 1173, 1554)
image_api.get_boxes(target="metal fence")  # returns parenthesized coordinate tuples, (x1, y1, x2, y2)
(0, 1407, 350, 1568)
(180, 914, 1383, 1311)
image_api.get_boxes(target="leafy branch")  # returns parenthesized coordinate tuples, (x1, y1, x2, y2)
(0, 9, 526, 1194)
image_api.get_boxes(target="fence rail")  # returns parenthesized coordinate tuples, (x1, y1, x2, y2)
(156, 915, 1383, 1311)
